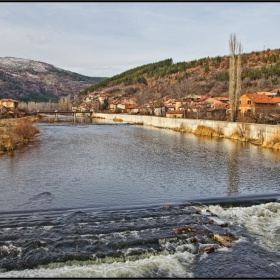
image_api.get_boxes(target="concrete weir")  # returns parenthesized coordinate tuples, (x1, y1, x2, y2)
(92, 113, 280, 142)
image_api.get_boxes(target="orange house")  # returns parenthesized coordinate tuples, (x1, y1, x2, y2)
(0, 99, 19, 109)
(239, 93, 280, 116)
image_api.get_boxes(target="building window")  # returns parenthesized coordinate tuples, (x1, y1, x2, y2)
(247, 100, 251, 104)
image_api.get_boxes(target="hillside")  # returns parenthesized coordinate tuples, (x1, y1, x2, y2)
(80, 48, 280, 101)
(0, 57, 107, 102)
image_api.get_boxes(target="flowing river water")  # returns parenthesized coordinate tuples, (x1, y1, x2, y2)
(0, 116, 280, 277)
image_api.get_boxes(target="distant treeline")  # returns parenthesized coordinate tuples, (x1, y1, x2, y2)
(19, 95, 72, 112)
(19, 101, 59, 112)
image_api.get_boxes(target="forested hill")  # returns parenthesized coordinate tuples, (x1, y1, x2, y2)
(80, 48, 280, 99)
(0, 57, 107, 102)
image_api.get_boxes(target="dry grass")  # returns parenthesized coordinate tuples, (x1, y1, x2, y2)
(262, 130, 280, 149)
(230, 123, 251, 142)
(0, 117, 40, 152)
(172, 123, 192, 133)
(13, 118, 40, 141)
(193, 125, 220, 137)
(215, 124, 224, 136)
(38, 113, 47, 118)
(113, 117, 123, 122)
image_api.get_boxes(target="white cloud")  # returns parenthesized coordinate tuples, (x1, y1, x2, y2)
(0, 2, 280, 77)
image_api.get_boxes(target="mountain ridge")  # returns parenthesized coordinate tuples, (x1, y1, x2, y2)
(0, 57, 107, 102)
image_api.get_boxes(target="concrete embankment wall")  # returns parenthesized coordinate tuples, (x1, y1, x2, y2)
(92, 113, 280, 142)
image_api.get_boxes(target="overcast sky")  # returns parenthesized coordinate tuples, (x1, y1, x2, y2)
(1, 2, 279, 78)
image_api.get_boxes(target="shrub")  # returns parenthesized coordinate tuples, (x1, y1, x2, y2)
(193, 125, 219, 137)
(263, 130, 280, 148)
(13, 118, 40, 141)
(113, 117, 123, 122)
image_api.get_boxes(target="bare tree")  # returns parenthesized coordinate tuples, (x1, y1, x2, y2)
(229, 33, 242, 122)
(136, 88, 151, 114)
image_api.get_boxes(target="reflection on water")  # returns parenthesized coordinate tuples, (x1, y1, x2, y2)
(227, 143, 240, 196)
(0, 118, 280, 212)
(1, 117, 280, 277)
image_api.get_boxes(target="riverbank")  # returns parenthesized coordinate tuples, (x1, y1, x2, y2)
(92, 113, 280, 151)
(0, 116, 40, 155)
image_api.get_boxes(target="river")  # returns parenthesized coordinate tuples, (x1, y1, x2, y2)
(0, 116, 279, 277)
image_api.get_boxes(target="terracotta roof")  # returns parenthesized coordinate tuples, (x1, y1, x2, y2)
(245, 94, 280, 104)
(197, 96, 209, 102)
(166, 110, 184, 114)
(204, 97, 223, 104)
(207, 107, 226, 112)
(127, 105, 138, 109)
(215, 97, 229, 101)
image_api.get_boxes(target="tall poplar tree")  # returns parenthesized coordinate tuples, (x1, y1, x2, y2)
(229, 33, 242, 122)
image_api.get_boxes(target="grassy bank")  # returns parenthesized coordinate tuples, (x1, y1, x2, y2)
(0, 117, 40, 154)
(172, 123, 280, 151)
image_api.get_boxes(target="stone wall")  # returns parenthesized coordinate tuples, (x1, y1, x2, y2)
(92, 113, 280, 142)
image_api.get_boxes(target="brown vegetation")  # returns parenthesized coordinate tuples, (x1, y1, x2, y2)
(172, 123, 192, 133)
(13, 118, 40, 142)
(193, 125, 220, 137)
(113, 117, 123, 122)
(262, 130, 280, 149)
(0, 117, 39, 154)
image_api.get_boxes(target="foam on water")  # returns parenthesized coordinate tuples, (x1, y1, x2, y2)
(208, 202, 280, 252)
(0, 251, 195, 278)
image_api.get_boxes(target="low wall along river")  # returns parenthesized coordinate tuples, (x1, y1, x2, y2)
(92, 113, 280, 144)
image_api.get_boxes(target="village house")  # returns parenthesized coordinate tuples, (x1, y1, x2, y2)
(239, 93, 280, 116)
(206, 103, 229, 120)
(0, 99, 22, 118)
(183, 94, 201, 102)
(214, 97, 229, 103)
(204, 97, 223, 107)
(0, 99, 19, 109)
(98, 93, 111, 105)
(153, 106, 166, 116)
(109, 100, 119, 112)
(166, 109, 184, 118)
(127, 104, 139, 114)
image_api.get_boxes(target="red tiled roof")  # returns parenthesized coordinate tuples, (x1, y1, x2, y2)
(197, 96, 209, 102)
(246, 94, 280, 104)
(127, 105, 138, 109)
(166, 110, 184, 114)
(215, 97, 229, 101)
